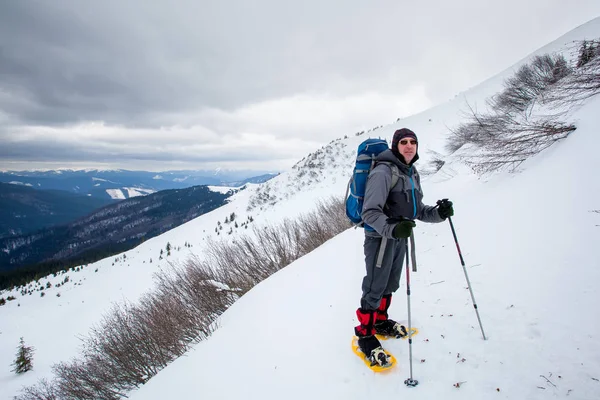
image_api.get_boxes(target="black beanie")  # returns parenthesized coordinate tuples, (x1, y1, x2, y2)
(391, 128, 419, 164)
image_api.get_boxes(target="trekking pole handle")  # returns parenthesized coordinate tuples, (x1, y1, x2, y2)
(435, 198, 451, 209)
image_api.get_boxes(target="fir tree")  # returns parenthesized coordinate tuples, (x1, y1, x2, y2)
(577, 40, 592, 67)
(12, 337, 34, 374)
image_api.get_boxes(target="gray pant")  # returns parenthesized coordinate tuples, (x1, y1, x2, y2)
(360, 235, 407, 310)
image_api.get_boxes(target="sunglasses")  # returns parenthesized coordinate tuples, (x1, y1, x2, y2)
(399, 139, 417, 145)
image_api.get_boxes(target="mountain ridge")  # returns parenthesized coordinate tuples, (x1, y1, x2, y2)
(0, 184, 239, 288)
(0, 183, 116, 238)
(0, 169, 278, 200)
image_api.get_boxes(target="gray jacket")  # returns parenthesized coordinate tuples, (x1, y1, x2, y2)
(362, 149, 442, 238)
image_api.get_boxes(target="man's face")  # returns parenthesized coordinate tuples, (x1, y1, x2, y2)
(397, 138, 417, 164)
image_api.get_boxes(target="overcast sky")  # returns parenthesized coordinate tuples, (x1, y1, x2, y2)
(1, 1, 599, 172)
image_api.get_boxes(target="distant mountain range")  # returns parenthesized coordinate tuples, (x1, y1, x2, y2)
(0, 183, 117, 238)
(0, 184, 238, 288)
(0, 170, 277, 239)
(0, 169, 278, 200)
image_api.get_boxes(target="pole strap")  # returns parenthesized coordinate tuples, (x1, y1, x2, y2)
(409, 232, 417, 272)
(375, 237, 388, 269)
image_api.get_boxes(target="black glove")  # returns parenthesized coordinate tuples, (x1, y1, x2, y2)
(436, 199, 454, 219)
(392, 220, 416, 239)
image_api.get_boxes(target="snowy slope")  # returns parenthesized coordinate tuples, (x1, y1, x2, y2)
(127, 89, 600, 400)
(2, 18, 600, 400)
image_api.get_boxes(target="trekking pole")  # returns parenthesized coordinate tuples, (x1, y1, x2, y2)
(404, 239, 418, 387)
(437, 199, 487, 341)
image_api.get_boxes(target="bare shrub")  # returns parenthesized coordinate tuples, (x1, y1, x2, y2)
(14, 379, 58, 400)
(129, 294, 192, 359)
(547, 40, 600, 104)
(316, 196, 352, 234)
(446, 102, 510, 154)
(489, 54, 571, 113)
(52, 359, 119, 400)
(462, 116, 575, 173)
(422, 150, 446, 176)
(446, 49, 591, 173)
(201, 196, 351, 296)
(202, 232, 281, 292)
(492, 65, 538, 113)
(449, 101, 575, 173)
(15, 196, 350, 400)
(296, 211, 335, 253)
(155, 256, 237, 335)
(77, 303, 164, 392)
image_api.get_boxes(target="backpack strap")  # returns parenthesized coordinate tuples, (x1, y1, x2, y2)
(375, 161, 401, 217)
(390, 164, 400, 191)
(376, 161, 401, 193)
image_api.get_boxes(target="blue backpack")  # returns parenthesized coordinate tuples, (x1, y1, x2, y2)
(345, 138, 400, 228)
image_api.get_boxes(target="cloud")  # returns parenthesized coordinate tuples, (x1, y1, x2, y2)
(1, 0, 599, 170)
(0, 88, 431, 171)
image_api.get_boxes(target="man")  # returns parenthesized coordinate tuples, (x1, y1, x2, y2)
(355, 128, 454, 366)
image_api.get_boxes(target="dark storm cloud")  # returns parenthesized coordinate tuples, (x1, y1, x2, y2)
(0, 1, 209, 126)
(0, 137, 294, 164)
(1, 0, 389, 127)
(1, 0, 599, 170)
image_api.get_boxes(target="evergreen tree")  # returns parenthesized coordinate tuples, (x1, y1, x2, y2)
(12, 337, 34, 374)
(577, 40, 592, 67)
(589, 41, 599, 61)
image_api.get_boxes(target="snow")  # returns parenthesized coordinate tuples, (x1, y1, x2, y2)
(125, 99, 600, 400)
(128, 96, 600, 400)
(105, 188, 126, 199)
(81, 168, 123, 173)
(207, 185, 237, 194)
(1, 18, 600, 400)
(7, 181, 33, 187)
(124, 187, 155, 197)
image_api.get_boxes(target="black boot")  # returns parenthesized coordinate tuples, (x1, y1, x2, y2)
(374, 294, 407, 338)
(374, 319, 408, 338)
(357, 335, 390, 367)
